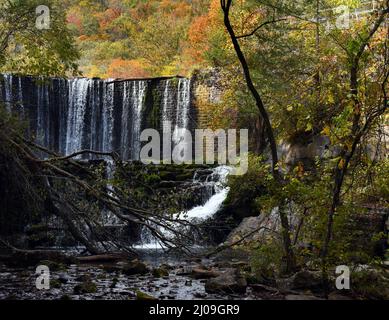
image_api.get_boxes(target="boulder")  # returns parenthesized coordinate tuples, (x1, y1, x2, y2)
(136, 290, 157, 300)
(152, 267, 169, 278)
(121, 259, 149, 276)
(276, 270, 323, 291)
(205, 268, 247, 294)
(74, 279, 97, 294)
(191, 267, 220, 279)
(224, 208, 298, 246)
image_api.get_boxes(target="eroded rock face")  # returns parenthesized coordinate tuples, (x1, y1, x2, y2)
(224, 208, 298, 247)
(205, 268, 247, 294)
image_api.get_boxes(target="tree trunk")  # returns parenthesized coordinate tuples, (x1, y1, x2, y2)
(221, 0, 296, 273)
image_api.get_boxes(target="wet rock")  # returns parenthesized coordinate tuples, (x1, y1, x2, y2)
(58, 274, 70, 284)
(136, 290, 157, 300)
(193, 292, 207, 298)
(152, 267, 169, 278)
(191, 267, 220, 279)
(38, 260, 66, 271)
(205, 268, 247, 294)
(185, 280, 192, 286)
(121, 260, 149, 276)
(285, 294, 324, 300)
(50, 279, 62, 289)
(74, 279, 97, 294)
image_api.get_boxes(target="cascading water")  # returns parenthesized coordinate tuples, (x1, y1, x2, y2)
(1, 73, 229, 247)
(136, 166, 232, 249)
(130, 81, 147, 160)
(0, 74, 193, 161)
(173, 79, 191, 152)
(66, 78, 90, 156)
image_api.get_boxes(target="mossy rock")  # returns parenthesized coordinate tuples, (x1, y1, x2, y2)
(152, 267, 169, 278)
(39, 260, 66, 272)
(74, 280, 97, 294)
(136, 290, 157, 300)
(121, 260, 149, 276)
(50, 279, 62, 289)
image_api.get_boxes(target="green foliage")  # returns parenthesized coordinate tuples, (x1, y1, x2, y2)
(0, 0, 80, 76)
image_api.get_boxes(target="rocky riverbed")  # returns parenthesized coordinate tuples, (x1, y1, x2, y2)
(0, 247, 368, 300)
(0, 249, 257, 300)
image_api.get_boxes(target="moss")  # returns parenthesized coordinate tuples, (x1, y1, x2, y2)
(51, 279, 62, 289)
(144, 173, 161, 184)
(136, 290, 157, 300)
(152, 267, 169, 278)
(74, 279, 97, 294)
(122, 260, 149, 276)
(38, 260, 66, 272)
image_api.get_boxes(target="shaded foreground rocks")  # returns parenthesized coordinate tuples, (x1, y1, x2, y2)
(276, 270, 323, 292)
(205, 268, 247, 294)
(0, 250, 76, 268)
(191, 267, 220, 279)
(120, 259, 149, 275)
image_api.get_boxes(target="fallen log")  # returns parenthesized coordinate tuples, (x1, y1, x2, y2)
(76, 252, 135, 263)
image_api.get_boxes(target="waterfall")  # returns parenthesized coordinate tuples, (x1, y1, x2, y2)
(0, 74, 194, 161)
(130, 81, 147, 160)
(102, 81, 114, 153)
(36, 80, 50, 149)
(3, 73, 13, 112)
(183, 166, 231, 220)
(173, 78, 191, 147)
(66, 78, 90, 156)
(135, 166, 231, 249)
(120, 82, 131, 159)
(162, 80, 172, 130)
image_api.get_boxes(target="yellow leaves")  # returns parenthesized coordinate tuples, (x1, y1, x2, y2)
(321, 125, 331, 137)
(328, 93, 335, 104)
(338, 158, 345, 169)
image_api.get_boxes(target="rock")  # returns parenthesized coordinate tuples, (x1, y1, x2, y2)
(74, 279, 97, 294)
(328, 292, 353, 300)
(205, 268, 247, 294)
(193, 292, 207, 298)
(136, 290, 157, 300)
(152, 267, 169, 278)
(58, 274, 69, 284)
(285, 294, 324, 300)
(191, 268, 219, 279)
(276, 270, 322, 291)
(122, 260, 149, 276)
(185, 280, 192, 286)
(224, 208, 298, 246)
(50, 279, 62, 289)
(38, 260, 66, 271)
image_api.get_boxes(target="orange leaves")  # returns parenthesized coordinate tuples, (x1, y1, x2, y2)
(107, 59, 150, 79)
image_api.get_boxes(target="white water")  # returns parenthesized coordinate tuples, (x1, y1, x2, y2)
(136, 166, 232, 249)
(131, 81, 147, 160)
(66, 78, 90, 155)
(173, 78, 191, 147)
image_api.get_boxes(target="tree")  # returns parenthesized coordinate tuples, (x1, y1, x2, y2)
(0, 0, 79, 76)
(221, 0, 297, 274)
